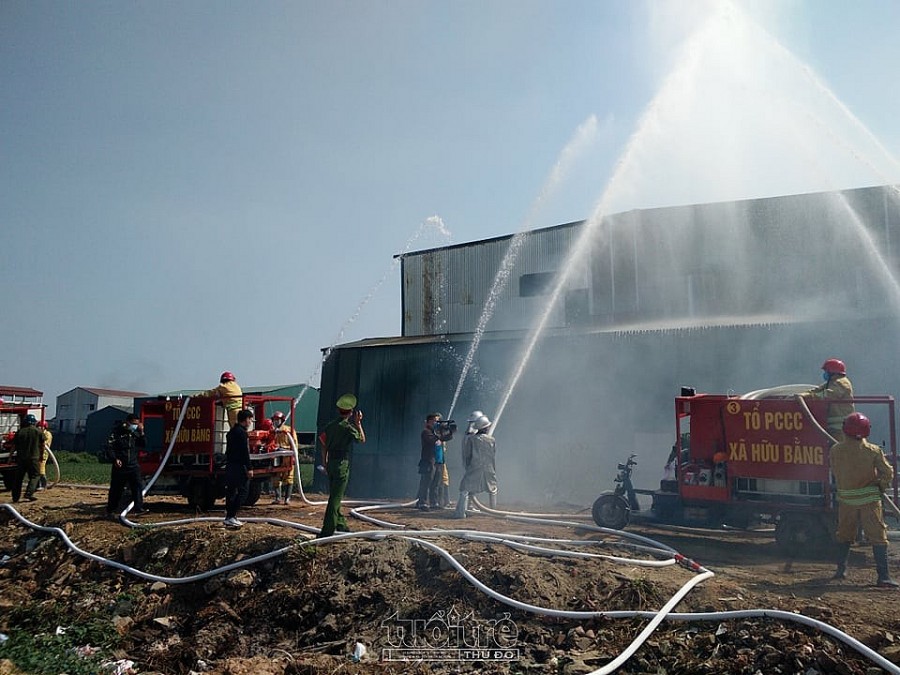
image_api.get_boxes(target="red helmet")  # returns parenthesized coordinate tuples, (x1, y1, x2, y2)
(220, 371, 236, 382)
(272, 411, 285, 419)
(821, 359, 846, 376)
(842, 412, 871, 439)
(37, 420, 48, 429)
(257, 418, 274, 431)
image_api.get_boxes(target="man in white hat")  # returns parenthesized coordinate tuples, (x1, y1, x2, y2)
(454, 411, 497, 519)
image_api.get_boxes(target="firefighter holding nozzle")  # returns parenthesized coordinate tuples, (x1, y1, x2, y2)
(453, 410, 498, 519)
(801, 358, 854, 441)
(831, 412, 898, 587)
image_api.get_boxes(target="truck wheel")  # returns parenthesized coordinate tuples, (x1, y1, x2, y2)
(188, 481, 216, 512)
(243, 480, 263, 506)
(775, 512, 830, 556)
(592, 494, 630, 530)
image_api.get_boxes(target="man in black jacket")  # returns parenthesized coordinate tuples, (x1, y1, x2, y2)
(224, 409, 255, 528)
(12, 414, 44, 503)
(105, 414, 147, 519)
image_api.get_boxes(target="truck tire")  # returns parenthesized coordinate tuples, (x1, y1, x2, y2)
(592, 494, 630, 530)
(188, 480, 216, 512)
(775, 512, 830, 556)
(243, 480, 263, 506)
(1, 470, 13, 492)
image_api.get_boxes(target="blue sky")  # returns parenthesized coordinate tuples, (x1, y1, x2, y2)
(2, 0, 899, 415)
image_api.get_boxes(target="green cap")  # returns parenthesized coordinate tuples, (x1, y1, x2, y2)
(336, 393, 357, 410)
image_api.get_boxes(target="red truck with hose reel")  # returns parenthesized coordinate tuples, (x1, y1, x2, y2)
(592, 387, 898, 554)
(137, 394, 296, 510)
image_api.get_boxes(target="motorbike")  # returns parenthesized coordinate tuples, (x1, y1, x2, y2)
(591, 453, 640, 529)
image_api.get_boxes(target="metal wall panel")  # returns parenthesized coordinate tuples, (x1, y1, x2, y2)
(402, 223, 586, 336)
(402, 185, 900, 337)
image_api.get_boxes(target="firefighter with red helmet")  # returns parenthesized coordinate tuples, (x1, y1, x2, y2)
(802, 358, 854, 441)
(202, 371, 243, 427)
(831, 412, 898, 587)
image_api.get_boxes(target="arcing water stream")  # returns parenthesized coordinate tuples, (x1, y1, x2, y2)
(491, 1, 900, 434)
(446, 115, 600, 420)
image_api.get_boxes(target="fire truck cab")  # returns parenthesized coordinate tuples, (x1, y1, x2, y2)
(596, 389, 898, 554)
(138, 394, 296, 511)
(0, 402, 48, 491)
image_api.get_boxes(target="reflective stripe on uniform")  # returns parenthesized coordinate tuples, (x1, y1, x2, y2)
(837, 485, 882, 506)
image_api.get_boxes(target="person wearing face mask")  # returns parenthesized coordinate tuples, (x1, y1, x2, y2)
(105, 414, 147, 520)
(800, 358, 854, 441)
(267, 411, 297, 504)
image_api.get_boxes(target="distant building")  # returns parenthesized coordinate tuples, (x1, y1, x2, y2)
(56, 387, 148, 452)
(0, 385, 47, 440)
(0, 385, 44, 406)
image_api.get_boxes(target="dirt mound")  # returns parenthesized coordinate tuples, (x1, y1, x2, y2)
(1, 487, 899, 674)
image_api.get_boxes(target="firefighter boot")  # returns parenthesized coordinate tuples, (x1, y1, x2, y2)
(832, 542, 851, 580)
(454, 492, 468, 519)
(489, 492, 497, 510)
(874, 545, 899, 588)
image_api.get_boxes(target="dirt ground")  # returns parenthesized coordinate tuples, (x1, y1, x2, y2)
(2, 485, 900, 675)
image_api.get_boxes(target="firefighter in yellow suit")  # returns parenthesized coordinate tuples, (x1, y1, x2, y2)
(37, 420, 53, 490)
(271, 411, 299, 504)
(831, 412, 898, 587)
(203, 371, 243, 427)
(802, 358, 854, 441)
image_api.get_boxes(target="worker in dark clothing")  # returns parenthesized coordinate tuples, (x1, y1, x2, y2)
(317, 394, 366, 538)
(416, 413, 441, 510)
(11, 414, 44, 503)
(224, 409, 255, 528)
(105, 414, 147, 519)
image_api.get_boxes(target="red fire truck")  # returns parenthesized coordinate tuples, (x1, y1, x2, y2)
(137, 394, 296, 511)
(592, 389, 898, 553)
(0, 402, 48, 490)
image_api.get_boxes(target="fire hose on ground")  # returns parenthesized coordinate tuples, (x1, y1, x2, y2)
(1, 396, 898, 674)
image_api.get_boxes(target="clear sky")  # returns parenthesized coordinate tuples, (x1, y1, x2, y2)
(2, 0, 899, 415)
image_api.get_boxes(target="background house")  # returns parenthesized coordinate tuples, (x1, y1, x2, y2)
(55, 387, 148, 452)
(84, 405, 132, 456)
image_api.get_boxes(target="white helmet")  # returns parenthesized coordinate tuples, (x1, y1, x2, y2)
(467, 410, 485, 422)
(470, 413, 492, 431)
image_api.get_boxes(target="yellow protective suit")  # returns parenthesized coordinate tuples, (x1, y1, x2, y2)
(830, 436, 893, 546)
(203, 381, 243, 426)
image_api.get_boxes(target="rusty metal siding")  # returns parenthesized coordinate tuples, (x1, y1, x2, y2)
(402, 225, 586, 336)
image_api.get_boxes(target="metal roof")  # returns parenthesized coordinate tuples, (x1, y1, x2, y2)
(0, 385, 43, 397)
(79, 387, 149, 398)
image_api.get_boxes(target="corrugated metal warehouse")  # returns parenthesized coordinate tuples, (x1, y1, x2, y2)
(318, 184, 900, 505)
